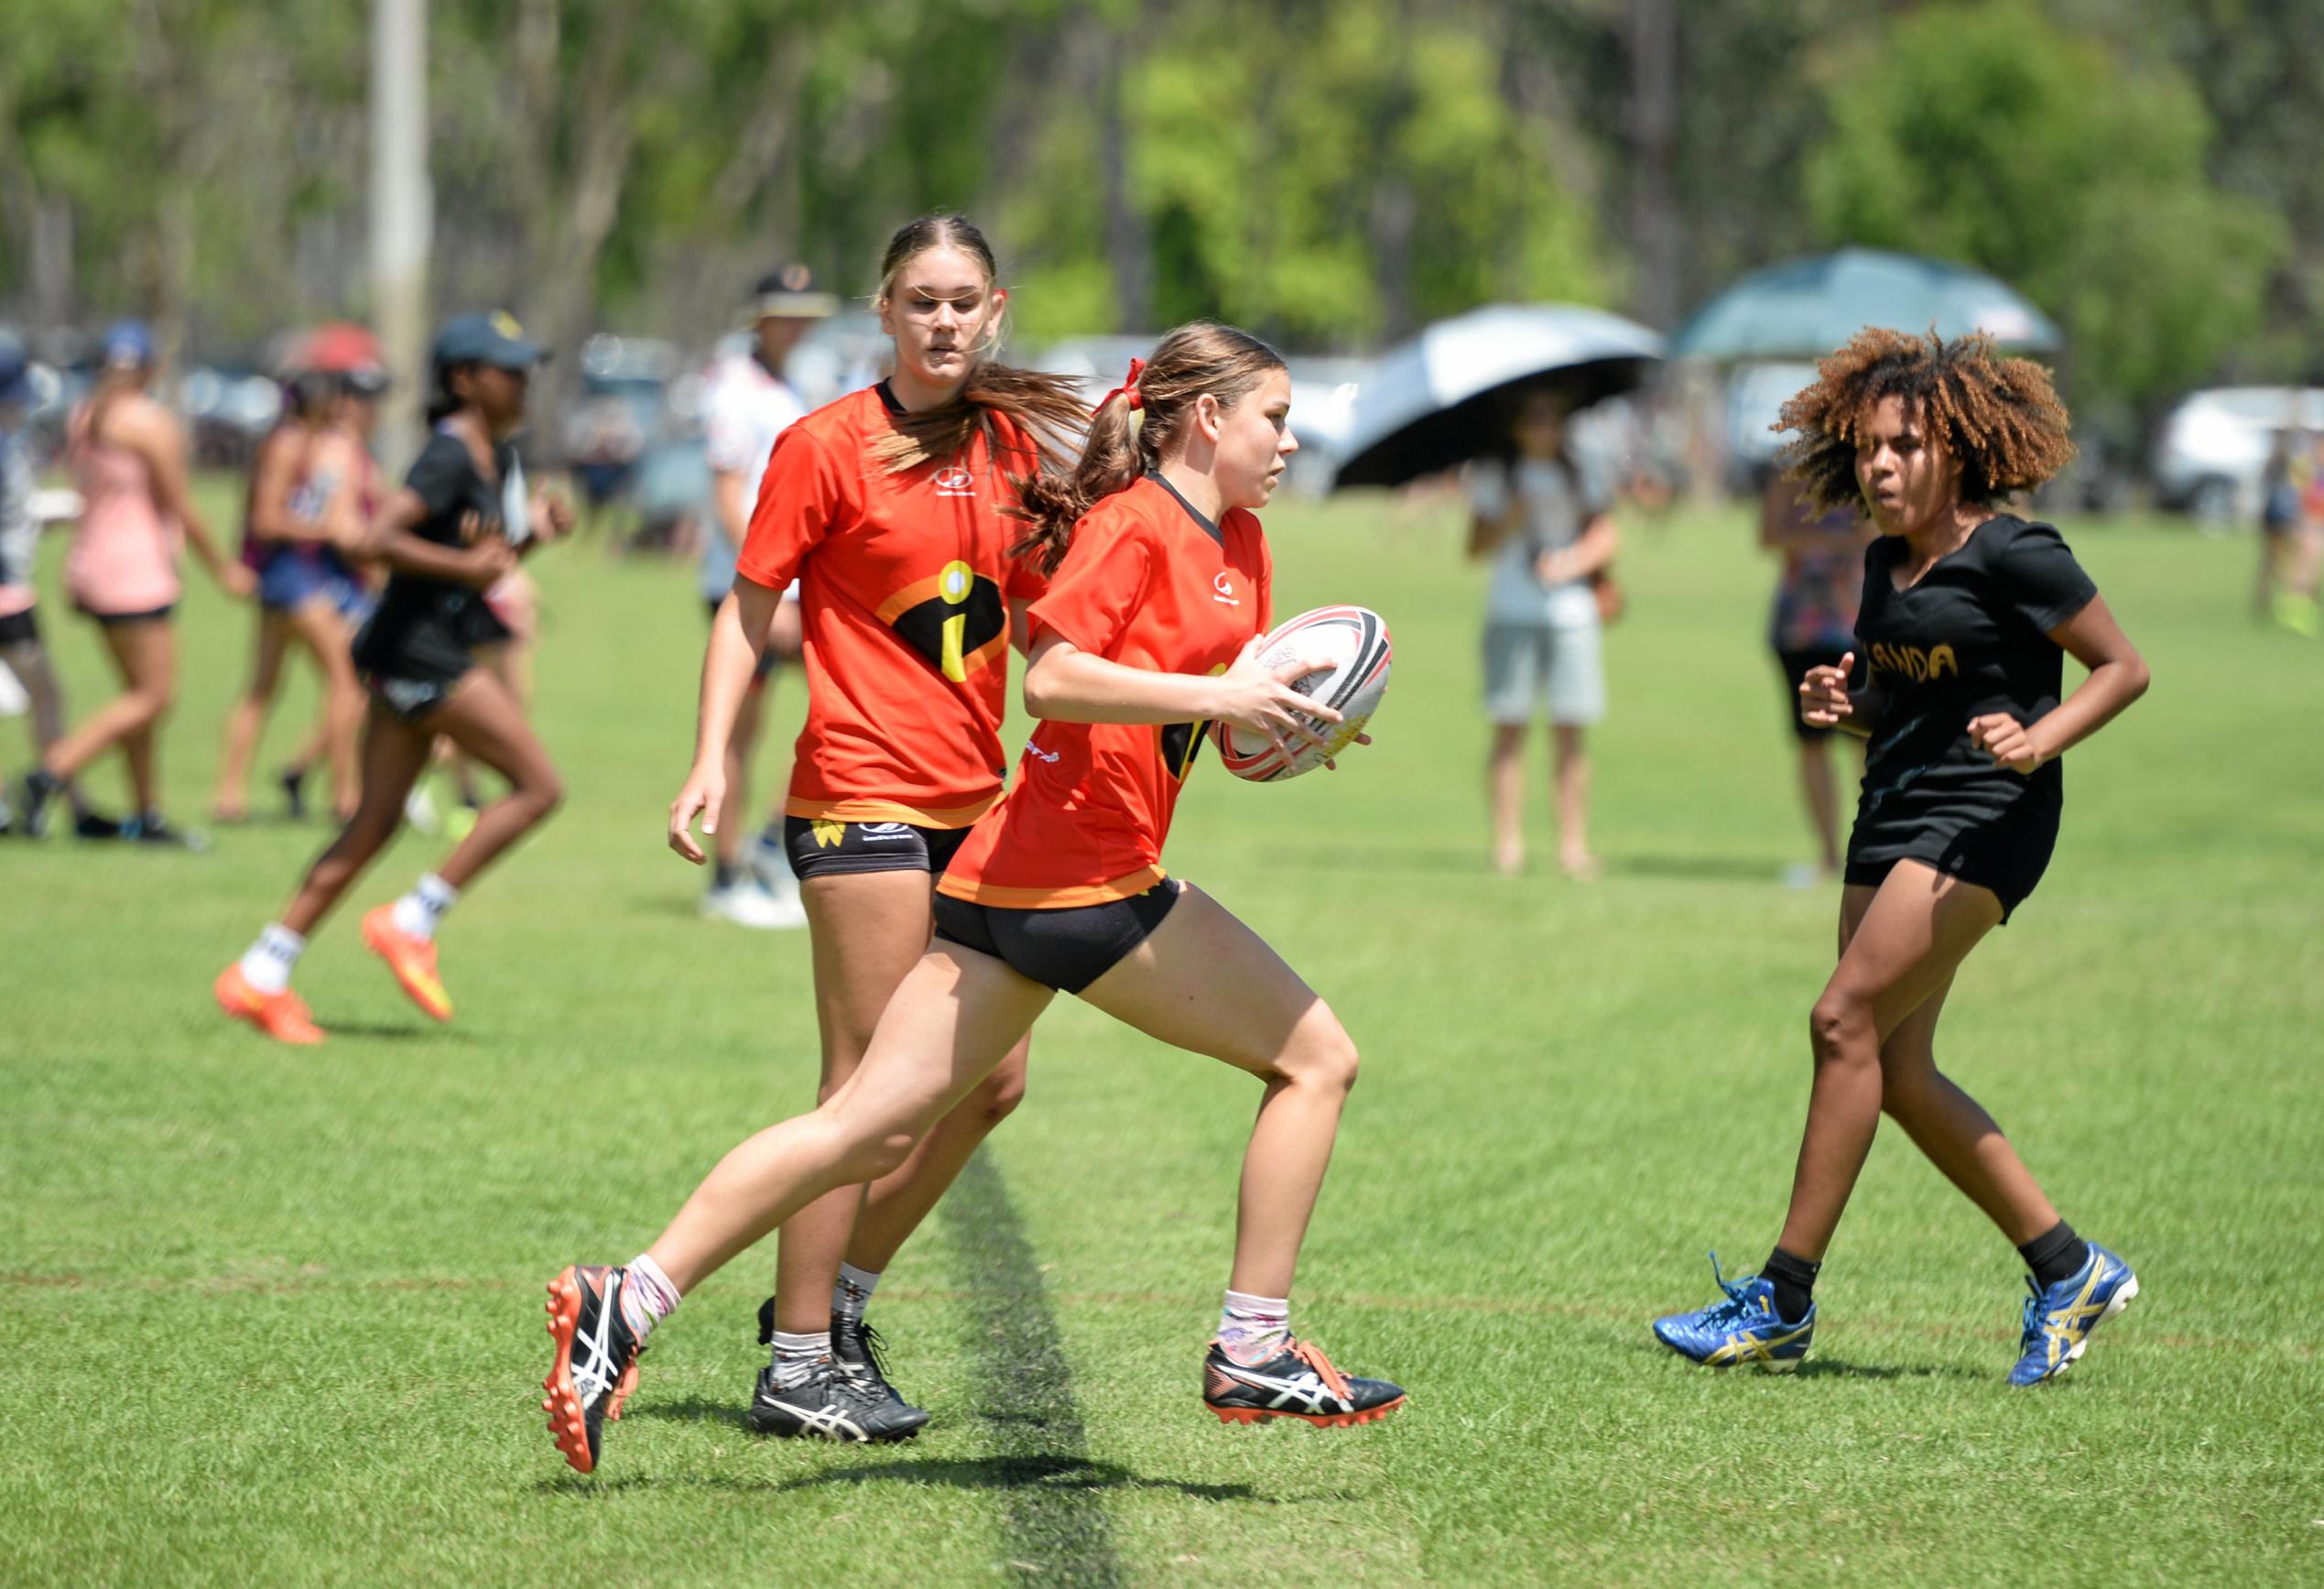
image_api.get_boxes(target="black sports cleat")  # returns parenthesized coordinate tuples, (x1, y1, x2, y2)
(16, 767, 58, 838)
(751, 1296, 929, 1442)
(72, 808, 124, 840)
(746, 1358, 928, 1442)
(1202, 1336, 1406, 1427)
(121, 812, 209, 851)
(542, 1265, 643, 1475)
(277, 765, 309, 821)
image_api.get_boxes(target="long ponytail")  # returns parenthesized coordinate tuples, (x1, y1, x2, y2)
(1010, 321, 1287, 575)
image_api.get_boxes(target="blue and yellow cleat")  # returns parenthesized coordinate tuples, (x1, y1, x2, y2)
(1652, 1253, 1815, 1371)
(2008, 1242, 2137, 1387)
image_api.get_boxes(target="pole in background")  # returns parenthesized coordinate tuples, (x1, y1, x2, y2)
(370, 0, 430, 476)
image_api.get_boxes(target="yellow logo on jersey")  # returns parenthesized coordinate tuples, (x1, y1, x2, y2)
(811, 818, 847, 849)
(1870, 641, 1958, 681)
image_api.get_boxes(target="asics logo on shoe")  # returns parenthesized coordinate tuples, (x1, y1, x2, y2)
(785, 1400, 868, 1441)
(1209, 1360, 1350, 1415)
(570, 1273, 631, 1403)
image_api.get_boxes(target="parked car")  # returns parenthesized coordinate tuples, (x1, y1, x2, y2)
(2153, 386, 2324, 528)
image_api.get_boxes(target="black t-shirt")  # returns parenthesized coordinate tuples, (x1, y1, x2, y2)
(351, 428, 516, 681)
(1850, 514, 2099, 856)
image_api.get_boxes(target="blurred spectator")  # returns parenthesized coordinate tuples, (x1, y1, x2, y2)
(1759, 465, 1874, 884)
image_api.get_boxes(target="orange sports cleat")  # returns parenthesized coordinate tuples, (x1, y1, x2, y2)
(361, 905, 452, 1022)
(212, 963, 327, 1045)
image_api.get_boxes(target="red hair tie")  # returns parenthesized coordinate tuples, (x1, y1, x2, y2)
(1095, 355, 1146, 416)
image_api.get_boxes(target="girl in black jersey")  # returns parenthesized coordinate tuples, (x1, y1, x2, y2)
(212, 313, 570, 1044)
(1651, 330, 2152, 1386)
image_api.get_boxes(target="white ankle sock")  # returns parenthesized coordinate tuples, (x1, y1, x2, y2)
(833, 1262, 881, 1324)
(238, 924, 306, 996)
(391, 872, 459, 941)
(770, 1329, 831, 1390)
(1217, 1289, 1291, 1366)
(620, 1253, 681, 1343)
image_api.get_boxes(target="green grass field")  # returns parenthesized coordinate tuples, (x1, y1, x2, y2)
(5, 484, 2320, 1585)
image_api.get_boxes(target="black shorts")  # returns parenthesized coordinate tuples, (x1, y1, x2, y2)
(1776, 646, 1849, 743)
(77, 603, 175, 627)
(365, 668, 463, 724)
(706, 596, 781, 683)
(1845, 815, 2058, 923)
(0, 606, 38, 647)
(932, 879, 1183, 994)
(785, 814, 974, 880)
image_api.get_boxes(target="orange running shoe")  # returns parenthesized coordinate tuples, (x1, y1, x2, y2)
(360, 904, 452, 1022)
(212, 963, 327, 1045)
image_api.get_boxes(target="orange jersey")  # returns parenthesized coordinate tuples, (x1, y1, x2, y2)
(735, 383, 1046, 827)
(939, 475, 1273, 908)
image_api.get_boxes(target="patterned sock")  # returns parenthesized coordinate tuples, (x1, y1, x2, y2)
(832, 1262, 880, 1325)
(770, 1330, 831, 1391)
(1216, 1290, 1291, 1366)
(238, 924, 306, 996)
(390, 872, 459, 941)
(2018, 1221, 2089, 1290)
(620, 1253, 681, 1343)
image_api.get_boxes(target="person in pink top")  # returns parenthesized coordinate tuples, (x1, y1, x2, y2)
(15, 321, 252, 845)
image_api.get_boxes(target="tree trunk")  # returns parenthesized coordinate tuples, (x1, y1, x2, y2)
(1624, 0, 1681, 329)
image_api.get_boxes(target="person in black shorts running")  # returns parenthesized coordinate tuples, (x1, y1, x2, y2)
(212, 312, 570, 1043)
(1652, 329, 2153, 1386)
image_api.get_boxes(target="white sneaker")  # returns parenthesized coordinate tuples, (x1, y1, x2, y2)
(703, 878, 808, 930)
(745, 830, 793, 895)
(405, 776, 441, 835)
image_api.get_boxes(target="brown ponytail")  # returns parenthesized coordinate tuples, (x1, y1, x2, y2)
(1010, 321, 1287, 575)
(865, 213, 1090, 483)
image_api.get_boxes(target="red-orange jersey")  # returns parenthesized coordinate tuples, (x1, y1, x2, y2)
(939, 474, 1273, 909)
(735, 383, 1046, 827)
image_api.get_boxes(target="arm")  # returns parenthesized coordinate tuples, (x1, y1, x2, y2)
(1467, 501, 1524, 560)
(244, 431, 317, 542)
(129, 403, 249, 594)
(1798, 651, 1887, 740)
(668, 574, 785, 862)
(1009, 595, 1036, 658)
(1538, 513, 1619, 584)
(1968, 596, 2149, 773)
(1021, 629, 1340, 756)
(358, 485, 513, 587)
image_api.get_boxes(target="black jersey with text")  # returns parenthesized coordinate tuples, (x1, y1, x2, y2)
(352, 428, 516, 684)
(1848, 514, 2099, 859)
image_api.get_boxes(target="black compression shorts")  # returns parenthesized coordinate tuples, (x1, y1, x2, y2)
(784, 814, 974, 881)
(932, 879, 1182, 994)
(1844, 812, 2058, 924)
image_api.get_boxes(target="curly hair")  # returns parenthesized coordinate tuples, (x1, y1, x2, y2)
(1776, 328, 2075, 512)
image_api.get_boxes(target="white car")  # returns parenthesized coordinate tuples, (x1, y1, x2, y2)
(2152, 386, 2324, 527)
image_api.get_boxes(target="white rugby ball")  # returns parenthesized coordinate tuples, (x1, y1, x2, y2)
(1214, 605, 1393, 783)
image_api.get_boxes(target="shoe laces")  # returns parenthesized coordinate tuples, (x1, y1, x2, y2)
(834, 1318, 893, 1385)
(1698, 1252, 1760, 1328)
(2018, 1275, 2057, 1351)
(1288, 1338, 1352, 1401)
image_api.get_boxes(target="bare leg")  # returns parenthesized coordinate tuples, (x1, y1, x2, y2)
(1487, 722, 1526, 876)
(44, 617, 174, 799)
(214, 610, 292, 819)
(770, 868, 1027, 1333)
(420, 668, 562, 889)
(284, 600, 364, 822)
(1775, 861, 2003, 1261)
(3, 637, 71, 779)
(649, 944, 1054, 1293)
(1797, 739, 1842, 875)
(1876, 974, 2062, 1246)
(1551, 722, 1597, 878)
(279, 700, 434, 936)
(1077, 885, 1361, 1301)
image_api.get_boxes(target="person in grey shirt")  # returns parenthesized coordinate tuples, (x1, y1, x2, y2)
(1467, 387, 1619, 877)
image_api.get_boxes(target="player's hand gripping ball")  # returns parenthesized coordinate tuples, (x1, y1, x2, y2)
(1214, 605, 1393, 782)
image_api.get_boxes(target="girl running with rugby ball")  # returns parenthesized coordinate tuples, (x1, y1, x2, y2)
(1652, 329, 2150, 1385)
(543, 321, 1403, 1475)
(212, 313, 570, 1042)
(669, 215, 1092, 1442)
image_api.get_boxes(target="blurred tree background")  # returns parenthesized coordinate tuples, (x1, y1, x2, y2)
(0, 0, 2315, 426)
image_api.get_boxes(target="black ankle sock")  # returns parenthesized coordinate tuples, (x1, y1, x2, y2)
(2017, 1220, 2088, 1290)
(1763, 1246, 1820, 1323)
(713, 859, 739, 889)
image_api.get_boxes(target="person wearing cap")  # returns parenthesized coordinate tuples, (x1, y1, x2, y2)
(212, 332, 383, 825)
(0, 334, 114, 837)
(692, 264, 835, 929)
(215, 311, 571, 1044)
(14, 319, 254, 847)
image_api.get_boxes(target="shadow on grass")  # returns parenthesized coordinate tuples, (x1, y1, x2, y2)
(303, 1021, 457, 1042)
(1790, 1357, 1982, 1382)
(627, 1397, 751, 1431)
(1606, 853, 1791, 886)
(774, 1452, 1265, 1504)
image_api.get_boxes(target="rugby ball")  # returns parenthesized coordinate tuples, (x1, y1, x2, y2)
(1214, 605, 1393, 782)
